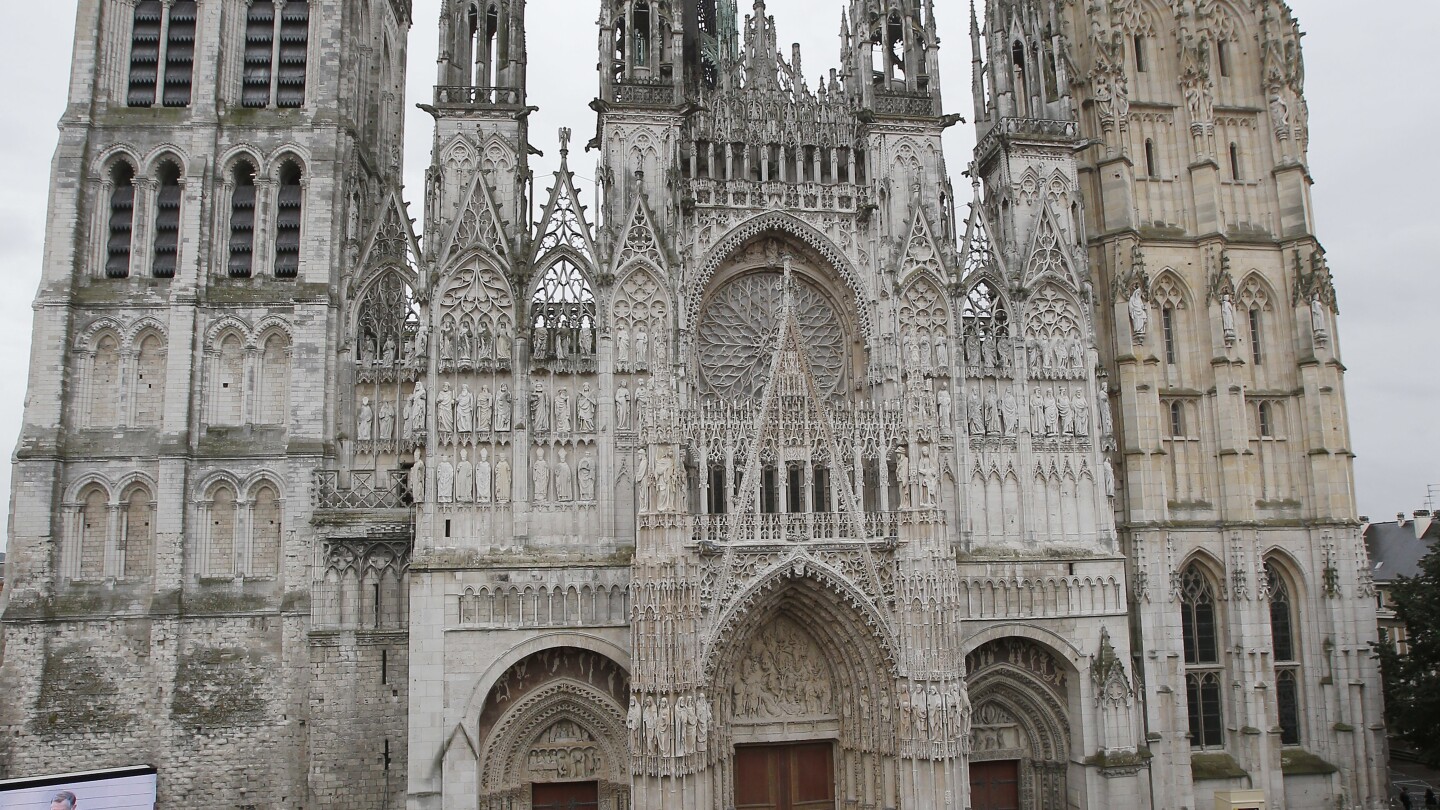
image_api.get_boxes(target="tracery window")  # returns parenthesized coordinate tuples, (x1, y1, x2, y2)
(1266, 561, 1301, 745)
(1181, 564, 1224, 748)
(106, 161, 137, 278)
(242, 1, 310, 108)
(356, 273, 421, 369)
(228, 161, 257, 277)
(437, 265, 514, 372)
(529, 258, 596, 365)
(1153, 275, 1185, 368)
(1238, 276, 1271, 367)
(962, 280, 1010, 377)
(152, 161, 182, 278)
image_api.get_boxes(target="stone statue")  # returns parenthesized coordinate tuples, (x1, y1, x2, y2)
(967, 387, 984, 435)
(476, 448, 493, 502)
(554, 448, 574, 502)
(436, 456, 455, 504)
(495, 384, 512, 432)
(496, 320, 513, 363)
(634, 380, 652, 424)
(904, 331, 922, 370)
(476, 386, 493, 435)
(616, 326, 630, 367)
(356, 397, 373, 441)
(636, 450, 651, 513)
(937, 388, 953, 434)
(635, 327, 649, 368)
(964, 333, 981, 368)
(362, 335, 377, 365)
(381, 336, 396, 365)
(1057, 387, 1074, 435)
(440, 319, 455, 363)
(1221, 293, 1238, 347)
(531, 382, 550, 433)
(412, 326, 428, 361)
(455, 449, 474, 503)
(1098, 385, 1113, 438)
(1029, 389, 1044, 434)
(578, 454, 596, 502)
(378, 400, 396, 442)
(1128, 287, 1148, 343)
(1104, 459, 1117, 499)
(457, 320, 475, 363)
(495, 454, 512, 504)
(1073, 388, 1091, 436)
(1310, 294, 1329, 345)
(654, 449, 677, 513)
(409, 450, 426, 503)
(653, 330, 669, 369)
(917, 447, 938, 508)
(407, 383, 427, 439)
(531, 449, 551, 503)
(456, 384, 474, 436)
(554, 388, 572, 435)
(616, 384, 632, 429)
(933, 332, 950, 372)
(895, 449, 912, 508)
(1043, 388, 1059, 436)
(436, 383, 456, 436)
(1001, 388, 1019, 437)
(983, 386, 1001, 436)
(577, 384, 597, 433)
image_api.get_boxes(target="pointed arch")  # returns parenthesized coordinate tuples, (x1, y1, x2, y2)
(440, 169, 509, 264)
(119, 480, 155, 581)
(610, 262, 672, 374)
(1022, 201, 1080, 290)
(960, 198, 1008, 282)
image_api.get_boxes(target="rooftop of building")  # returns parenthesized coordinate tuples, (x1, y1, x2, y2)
(1364, 510, 1440, 584)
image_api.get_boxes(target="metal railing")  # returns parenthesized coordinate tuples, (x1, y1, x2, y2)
(433, 85, 524, 107)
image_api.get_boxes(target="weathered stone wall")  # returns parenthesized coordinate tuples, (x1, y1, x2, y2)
(308, 632, 410, 810)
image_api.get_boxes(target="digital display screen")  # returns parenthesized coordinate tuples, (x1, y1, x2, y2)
(0, 767, 156, 810)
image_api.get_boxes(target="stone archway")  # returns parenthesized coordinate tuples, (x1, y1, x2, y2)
(965, 637, 1074, 810)
(474, 647, 632, 810)
(706, 575, 900, 810)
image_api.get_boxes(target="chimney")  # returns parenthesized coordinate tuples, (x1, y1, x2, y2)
(1415, 510, 1434, 539)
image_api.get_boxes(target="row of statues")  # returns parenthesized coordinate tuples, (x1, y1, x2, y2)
(527, 382, 599, 434)
(410, 446, 599, 505)
(614, 322, 670, 372)
(898, 681, 971, 742)
(960, 384, 1094, 439)
(629, 691, 713, 759)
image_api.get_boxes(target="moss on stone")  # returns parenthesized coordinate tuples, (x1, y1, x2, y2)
(1190, 752, 1249, 781)
(1281, 748, 1339, 776)
(171, 646, 269, 727)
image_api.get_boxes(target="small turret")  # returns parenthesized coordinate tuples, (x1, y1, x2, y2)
(844, 0, 944, 116)
(436, 0, 527, 107)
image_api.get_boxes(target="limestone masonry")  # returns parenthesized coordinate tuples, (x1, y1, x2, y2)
(0, 1, 1385, 809)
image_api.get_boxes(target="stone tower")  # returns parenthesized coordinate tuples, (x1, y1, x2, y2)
(0, 0, 414, 805)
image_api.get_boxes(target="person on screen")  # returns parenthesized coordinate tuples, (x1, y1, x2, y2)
(50, 791, 76, 810)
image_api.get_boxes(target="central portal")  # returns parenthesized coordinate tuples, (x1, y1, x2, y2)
(970, 760, 1021, 810)
(734, 742, 836, 810)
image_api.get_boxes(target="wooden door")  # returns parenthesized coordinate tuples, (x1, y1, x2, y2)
(532, 781, 599, 810)
(969, 760, 1021, 810)
(734, 742, 836, 810)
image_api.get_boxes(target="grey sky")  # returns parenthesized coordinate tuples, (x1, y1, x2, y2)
(2, 1, 1436, 550)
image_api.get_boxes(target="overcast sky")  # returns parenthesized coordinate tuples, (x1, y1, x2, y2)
(1, 1, 1436, 550)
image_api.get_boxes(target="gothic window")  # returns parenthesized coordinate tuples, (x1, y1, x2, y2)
(243, 1, 310, 108)
(902, 276, 955, 377)
(1154, 275, 1185, 368)
(214, 332, 246, 425)
(90, 334, 122, 426)
(1144, 140, 1158, 178)
(228, 161, 257, 277)
(356, 273, 421, 367)
(1181, 563, 1224, 748)
(1258, 401, 1274, 438)
(812, 465, 832, 513)
(529, 258, 596, 363)
(106, 161, 137, 278)
(274, 161, 304, 278)
(1248, 307, 1263, 365)
(152, 161, 182, 278)
(1217, 40, 1232, 78)
(1162, 307, 1178, 365)
(258, 332, 290, 426)
(1134, 35, 1148, 73)
(1266, 561, 1301, 744)
(78, 486, 109, 581)
(479, 5, 502, 88)
(1011, 41, 1028, 115)
(1229, 143, 1242, 181)
(1238, 277, 1271, 368)
(708, 466, 728, 514)
(127, 2, 162, 107)
(760, 466, 779, 514)
(207, 484, 238, 578)
(962, 280, 1010, 375)
(1166, 400, 1185, 439)
(251, 484, 282, 577)
(634, 2, 651, 67)
(437, 265, 514, 371)
(120, 485, 154, 581)
(133, 333, 166, 427)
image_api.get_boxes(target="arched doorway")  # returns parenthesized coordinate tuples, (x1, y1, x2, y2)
(706, 573, 899, 810)
(474, 647, 631, 810)
(965, 638, 1074, 810)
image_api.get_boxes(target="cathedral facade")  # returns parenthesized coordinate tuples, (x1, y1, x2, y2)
(0, 1, 1386, 809)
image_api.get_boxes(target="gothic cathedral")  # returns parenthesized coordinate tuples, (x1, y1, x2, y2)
(0, 1, 1385, 809)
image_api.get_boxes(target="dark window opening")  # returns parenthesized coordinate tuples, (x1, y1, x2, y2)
(1277, 669, 1301, 745)
(107, 162, 137, 279)
(1248, 308, 1263, 366)
(274, 162, 303, 278)
(760, 466, 778, 514)
(1011, 41, 1028, 115)
(1181, 566, 1218, 664)
(483, 6, 501, 87)
(1169, 401, 1185, 439)
(162, 0, 197, 107)
(228, 162, 257, 277)
(1259, 401, 1274, 438)
(128, 1, 163, 107)
(1229, 142, 1242, 181)
(1267, 562, 1295, 661)
(381, 648, 388, 684)
(787, 464, 804, 514)
(1186, 672, 1224, 747)
(1145, 139, 1158, 178)
(152, 162, 182, 278)
(1162, 307, 1177, 365)
(812, 465, 831, 513)
(708, 466, 727, 514)
(1134, 34, 1147, 73)
(1217, 40, 1232, 78)
(634, 2, 651, 67)
(242, 1, 276, 108)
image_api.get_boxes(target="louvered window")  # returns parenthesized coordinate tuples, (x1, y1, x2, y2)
(228, 162, 257, 278)
(276, 1, 311, 108)
(162, 1, 197, 106)
(152, 163, 182, 278)
(243, 1, 309, 108)
(242, 2, 276, 108)
(106, 163, 137, 278)
(274, 163, 303, 278)
(128, 1, 163, 107)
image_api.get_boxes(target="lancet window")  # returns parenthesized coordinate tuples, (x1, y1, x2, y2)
(227, 161, 258, 277)
(152, 160, 182, 279)
(133, 332, 166, 427)
(1237, 276, 1272, 368)
(529, 258, 596, 369)
(106, 161, 137, 279)
(128, 1, 196, 108)
(242, 1, 310, 108)
(257, 332, 291, 427)
(1153, 275, 1186, 368)
(1181, 563, 1224, 748)
(76, 486, 109, 582)
(120, 485, 154, 581)
(274, 161, 304, 278)
(1265, 561, 1302, 745)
